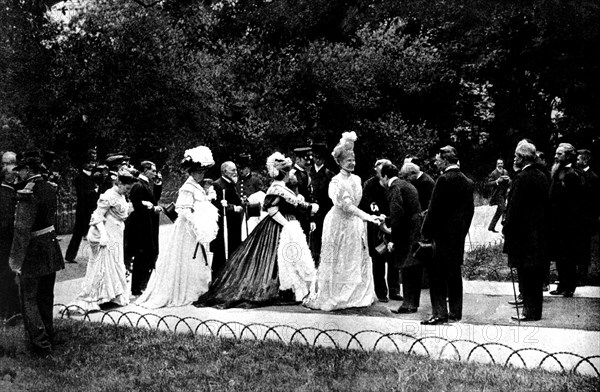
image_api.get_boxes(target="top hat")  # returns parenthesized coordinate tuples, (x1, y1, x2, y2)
(312, 143, 328, 158)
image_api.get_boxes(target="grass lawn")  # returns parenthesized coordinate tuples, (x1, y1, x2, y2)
(0, 320, 596, 392)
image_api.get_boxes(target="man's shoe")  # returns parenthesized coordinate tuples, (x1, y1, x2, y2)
(549, 289, 565, 296)
(420, 316, 448, 325)
(511, 315, 540, 322)
(563, 291, 574, 298)
(392, 307, 417, 314)
(378, 297, 389, 303)
(508, 299, 523, 306)
(65, 259, 77, 264)
(389, 294, 403, 301)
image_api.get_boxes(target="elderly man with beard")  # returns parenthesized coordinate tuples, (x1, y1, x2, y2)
(549, 143, 587, 297)
(210, 161, 244, 280)
(503, 141, 549, 321)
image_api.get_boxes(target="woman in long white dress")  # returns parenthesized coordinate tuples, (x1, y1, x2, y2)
(66, 169, 137, 313)
(303, 132, 381, 311)
(135, 146, 219, 309)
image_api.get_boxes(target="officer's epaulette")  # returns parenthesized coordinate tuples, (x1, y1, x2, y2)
(17, 182, 36, 197)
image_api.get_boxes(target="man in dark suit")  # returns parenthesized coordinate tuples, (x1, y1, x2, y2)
(577, 149, 600, 285)
(503, 141, 549, 321)
(9, 152, 65, 354)
(210, 161, 244, 280)
(548, 143, 587, 297)
(400, 162, 435, 212)
(127, 160, 162, 295)
(380, 163, 423, 313)
(486, 158, 511, 233)
(290, 147, 313, 239)
(0, 152, 20, 324)
(359, 159, 401, 302)
(421, 146, 474, 325)
(65, 149, 99, 263)
(308, 144, 334, 267)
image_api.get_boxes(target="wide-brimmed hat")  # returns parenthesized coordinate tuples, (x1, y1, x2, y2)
(181, 146, 215, 171)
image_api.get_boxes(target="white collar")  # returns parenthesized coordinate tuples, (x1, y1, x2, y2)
(583, 166, 590, 172)
(294, 163, 305, 172)
(416, 172, 423, 180)
(82, 169, 92, 176)
(387, 176, 398, 187)
(445, 165, 460, 172)
(139, 174, 149, 183)
(314, 163, 323, 172)
(221, 176, 232, 184)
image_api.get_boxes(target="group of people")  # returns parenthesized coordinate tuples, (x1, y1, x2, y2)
(1, 134, 597, 355)
(501, 141, 599, 321)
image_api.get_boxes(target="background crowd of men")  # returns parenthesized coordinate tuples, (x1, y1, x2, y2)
(0, 138, 598, 353)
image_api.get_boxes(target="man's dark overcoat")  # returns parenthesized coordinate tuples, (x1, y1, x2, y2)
(387, 179, 422, 269)
(412, 172, 435, 212)
(422, 168, 474, 266)
(127, 176, 162, 294)
(503, 165, 550, 264)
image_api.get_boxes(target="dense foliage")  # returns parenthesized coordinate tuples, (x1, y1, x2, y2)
(1, 0, 598, 181)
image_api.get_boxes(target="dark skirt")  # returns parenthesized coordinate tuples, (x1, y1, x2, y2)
(193, 215, 284, 308)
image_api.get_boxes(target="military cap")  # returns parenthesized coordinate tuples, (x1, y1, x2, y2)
(293, 146, 312, 158)
(238, 153, 252, 167)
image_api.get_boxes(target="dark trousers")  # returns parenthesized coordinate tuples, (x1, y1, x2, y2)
(0, 258, 20, 318)
(372, 252, 400, 299)
(487, 203, 505, 231)
(310, 218, 325, 268)
(65, 216, 90, 262)
(19, 273, 56, 352)
(427, 264, 463, 319)
(555, 257, 577, 293)
(401, 264, 423, 310)
(131, 252, 156, 294)
(516, 265, 543, 319)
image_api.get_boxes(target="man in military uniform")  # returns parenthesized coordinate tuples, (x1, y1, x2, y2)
(237, 154, 263, 199)
(0, 152, 20, 324)
(9, 152, 65, 354)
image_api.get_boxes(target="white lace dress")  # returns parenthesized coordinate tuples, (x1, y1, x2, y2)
(135, 177, 219, 308)
(67, 187, 130, 313)
(303, 171, 377, 311)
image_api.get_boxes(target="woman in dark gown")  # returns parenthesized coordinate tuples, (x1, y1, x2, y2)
(193, 152, 318, 308)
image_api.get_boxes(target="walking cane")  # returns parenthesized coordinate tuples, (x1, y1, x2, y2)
(244, 202, 249, 237)
(222, 189, 229, 260)
(509, 267, 521, 322)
